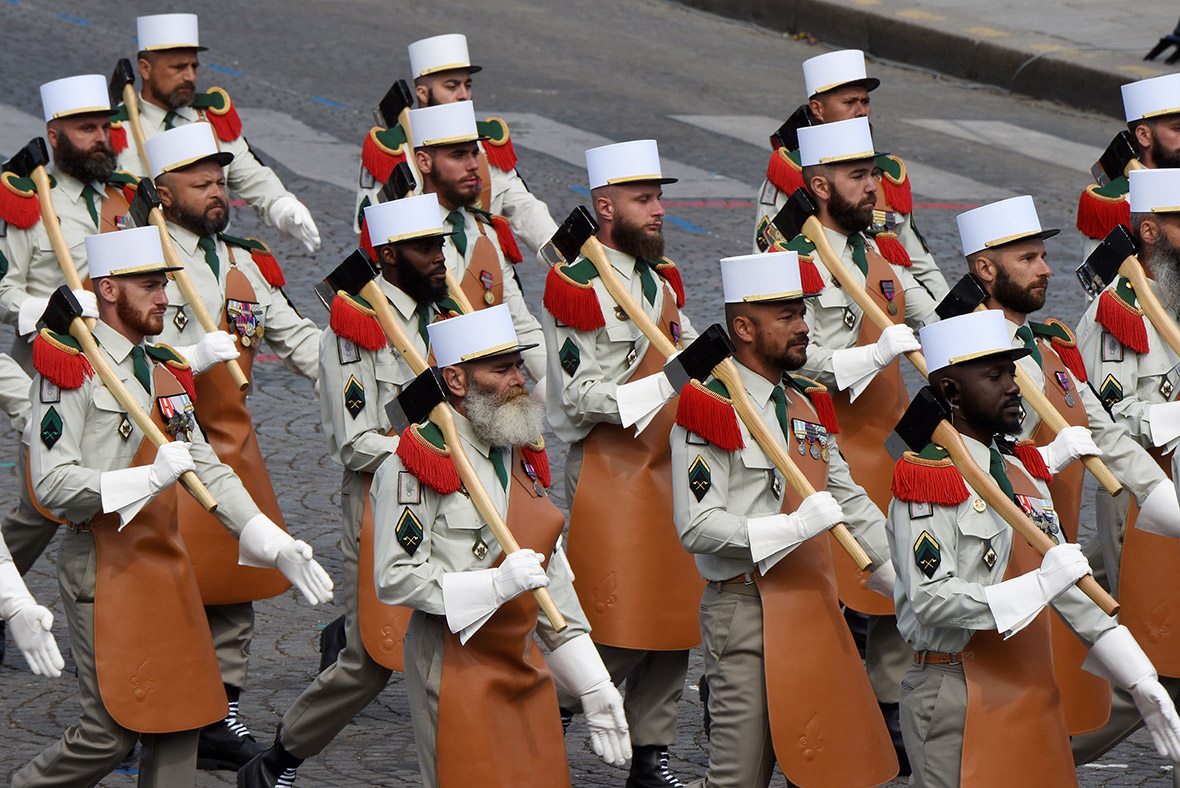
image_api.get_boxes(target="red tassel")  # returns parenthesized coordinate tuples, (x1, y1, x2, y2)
(891, 455, 970, 506)
(654, 263, 686, 308)
(1051, 339, 1089, 384)
(482, 136, 518, 172)
(766, 148, 804, 196)
(203, 88, 242, 142)
(521, 443, 551, 489)
(1095, 290, 1149, 354)
(362, 128, 405, 184)
(675, 380, 744, 451)
(872, 233, 912, 267)
(330, 296, 387, 351)
(359, 216, 377, 263)
(799, 257, 825, 294)
(807, 389, 840, 434)
(396, 426, 461, 495)
(543, 266, 605, 331)
(490, 215, 522, 264)
(33, 333, 93, 389)
(120, 183, 137, 203)
(881, 174, 913, 215)
(250, 248, 286, 288)
(109, 123, 128, 154)
(0, 173, 41, 229)
(1013, 441, 1052, 482)
(1076, 187, 1130, 241)
(167, 364, 197, 402)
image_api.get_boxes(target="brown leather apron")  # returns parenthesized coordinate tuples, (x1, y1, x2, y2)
(477, 150, 493, 213)
(359, 465, 415, 671)
(460, 221, 504, 310)
(828, 245, 906, 615)
(1027, 340, 1111, 734)
(98, 183, 131, 235)
(91, 365, 227, 733)
(177, 263, 290, 605)
(568, 287, 704, 650)
(1119, 447, 1180, 676)
(435, 448, 571, 788)
(960, 461, 1077, 787)
(760, 391, 898, 786)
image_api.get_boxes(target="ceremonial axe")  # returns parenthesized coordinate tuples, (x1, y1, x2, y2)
(374, 80, 422, 187)
(1076, 225, 1180, 359)
(775, 188, 930, 377)
(888, 385, 1118, 615)
(39, 286, 218, 512)
(325, 251, 567, 629)
(769, 105, 814, 152)
(669, 325, 873, 569)
(1090, 131, 1143, 187)
(935, 274, 1122, 495)
(5, 139, 92, 324)
(129, 179, 249, 390)
(108, 58, 151, 172)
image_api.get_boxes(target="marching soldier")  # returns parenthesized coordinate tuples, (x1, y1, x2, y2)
(0, 523, 63, 680)
(354, 33, 557, 254)
(543, 139, 697, 788)
(12, 227, 332, 788)
(372, 305, 630, 787)
(754, 49, 947, 301)
(670, 251, 897, 787)
(239, 194, 466, 787)
(140, 123, 323, 770)
(117, 13, 321, 252)
(889, 309, 1180, 786)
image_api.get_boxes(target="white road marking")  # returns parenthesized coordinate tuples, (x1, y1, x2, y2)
(0, 104, 48, 159)
(237, 108, 358, 192)
(902, 119, 1100, 175)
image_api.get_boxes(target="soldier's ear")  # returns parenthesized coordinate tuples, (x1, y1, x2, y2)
(730, 313, 755, 345)
(441, 364, 467, 399)
(414, 149, 433, 177)
(808, 97, 825, 123)
(1133, 121, 1154, 153)
(1140, 216, 1161, 245)
(808, 173, 832, 202)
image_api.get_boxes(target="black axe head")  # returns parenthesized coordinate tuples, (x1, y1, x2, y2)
(885, 385, 953, 461)
(324, 250, 379, 298)
(770, 187, 818, 243)
(3, 138, 50, 177)
(108, 58, 135, 106)
(935, 274, 989, 321)
(769, 105, 814, 151)
(1091, 131, 1138, 187)
(376, 80, 415, 128)
(540, 206, 599, 266)
(128, 178, 163, 229)
(39, 286, 83, 335)
(1076, 224, 1136, 298)
(663, 324, 735, 392)
(388, 366, 448, 430)
(380, 160, 416, 202)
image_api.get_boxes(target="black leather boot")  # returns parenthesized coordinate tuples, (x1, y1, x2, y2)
(238, 736, 304, 788)
(880, 701, 911, 777)
(198, 684, 263, 770)
(625, 745, 686, 788)
(318, 615, 347, 674)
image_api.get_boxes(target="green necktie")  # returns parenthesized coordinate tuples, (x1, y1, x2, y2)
(81, 184, 101, 229)
(415, 304, 431, 348)
(164, 110, 179, 130)
(491, 448, 509, 490)
(769, 385, 791, 442)
(988, 447, 1016, 502)
(847, 233, 869, 277)
(130, 346, 152, 393)
(447, 210, 468, 257)
(197, 236, 220, 279)
(1014, 325, 1044, 369)
(633, 258, 658, 306)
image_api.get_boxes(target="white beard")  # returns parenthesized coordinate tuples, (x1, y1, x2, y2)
(465, 384, 545, 448)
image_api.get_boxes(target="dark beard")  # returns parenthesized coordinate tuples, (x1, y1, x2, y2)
(393, 249, 448, 304)
(169, 197, 229, 237)
(754, 330, 807, 372)
(1151, 128, 1180, 169)
(992, 262, 1047, 314)
(1148, 233, 1180, 314)
(827, 186, 874, 235)
(115, 287, 164, 336)
(435, 175, 479, 208)
(54, 131, 117, 183)
(162, 86, 196, 110)
(610, 214, 664, 261)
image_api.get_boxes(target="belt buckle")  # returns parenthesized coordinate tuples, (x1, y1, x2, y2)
(740, 571, 755, 585)
(947, 652, 963, 665)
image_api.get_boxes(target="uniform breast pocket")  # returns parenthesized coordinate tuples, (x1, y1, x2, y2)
(739, 445, 773, 471)
(91, 388, 136, 459)
(955, 505, 1004, 543)
(442, 502, 483, 532)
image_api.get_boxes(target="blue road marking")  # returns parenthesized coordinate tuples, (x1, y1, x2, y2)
(312, 97, 347, 108)
(206, 64, 244, 76)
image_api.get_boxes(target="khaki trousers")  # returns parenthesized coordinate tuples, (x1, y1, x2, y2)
(899, 661, 968, 788)
(1, 443, 61, 575)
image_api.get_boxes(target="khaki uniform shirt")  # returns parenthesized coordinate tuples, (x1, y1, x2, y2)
(0, 352, 32, 436)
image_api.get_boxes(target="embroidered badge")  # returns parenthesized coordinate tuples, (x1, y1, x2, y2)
(173, 307, 188, 331)
(685, 430, 708, 446)
(39, 378, 59, 404)
(914, 531, 941, 579)
(40, 407, 62, 449)
(688, 455, 711, 502)
(397, 471, 420, 505)
(908, 501, 933, 519)
(337, 336, 360, 365)
(972, 499, 986, 513)
(759, 180, 778, 206)
(395, 508, 424, 556)
(118, 413, 133, 441)
(344, 376, 365, 419)
(559, 338, 580, 377)
(157, 393, 196, 441)
(842, 307, 856, 329)
(1099, 374, 1123, 409)
(771, 474, 783, 500)
(1101, 332, 1123, 363)
(983, 539, 998, 570)
(1161, 377, 1175, 400)
(226, 298, 264, 348)
(754, 216, 773, 252)
(472, 537, 489, 560)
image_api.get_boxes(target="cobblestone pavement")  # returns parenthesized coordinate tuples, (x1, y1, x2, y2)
(0, 0, 1176, 784)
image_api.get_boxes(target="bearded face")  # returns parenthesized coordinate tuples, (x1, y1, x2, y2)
(464, 374, 545, 449)
(54, 128, 117, 183)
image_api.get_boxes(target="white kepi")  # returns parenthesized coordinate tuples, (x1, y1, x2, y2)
(137, 13, 205, 52)
(920, 310, 1032, 374)
(428, 304, 537, 367)
(720, 251, 815, 302)
(144, 123, 234, 179)
(363, 193, 451, 247)
(797, 116, 879, 167)
(802, 49, 880, 97)
(408, 33, 482, 79)
(1122, 73, 1180, 122)
(85, 226, 181, 278)
(1129, 168, 1180, 213)
(40, 75, 112, 122)
(407, 101, 483, 148)
(956, 195, 1060, 257)
(585, 139, 678, 189)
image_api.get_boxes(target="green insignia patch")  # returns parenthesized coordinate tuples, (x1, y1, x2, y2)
(914, 530, 941, 579)
(1099, 374, 1123, 409)
(40, 407, 62, 449)
(559, 337, 580, 377)
(396, 507, 424, 556)
(688, 455, 711, 502)
(344, 375, 365, 419)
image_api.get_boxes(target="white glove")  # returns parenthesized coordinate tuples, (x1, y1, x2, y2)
(530, 375, 547, 405)
(1036, 426, 1101, 475)
(831, 324, 920, 399)
(149, 441, 196, 491)
(873, 323, 922, 367)
(268, 194, 321, 253)
(1136, 480, 1180, 539)
(1149, 401, 1180, 449)
(616, 371, 676, 435)
(442, 549, 550, 642)
(73, 289, 99, 319)
(546, 633, 631, 766)
(748, 491, 845, 573)
(0, 562, 63, 677)
(493, 549, 549, 605)
(864, 560, 897, 599)
(984, 542, 1091, 637)
(100, 441, 195, 527)
(174, 331, 240, 375)
(238, 515, 334, 605)
(1083, 625, 1180, 761)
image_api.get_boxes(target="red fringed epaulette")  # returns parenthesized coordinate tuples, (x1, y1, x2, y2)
(194, 87, 242, 142)
(1076, 182, 1130, 241)
(1032, 318, 1088, 383)
(1013, 440, 1052, 482)
(798, 254, 826, 294)
(109, 121, 129, 154)
(330, 292, 387, 351)
(359, 216, 377, 262)
(877, 155, 913, 215)
(892, 449, 970, 506)
(0, 171, 40, 229)
(1095, 286, 1149, 355)
(146, 343, 197, 400)
(652, 258, 686, 308)
(489, 214, 522, 264)
(478, 117, 518, 172)
(543, 262, 605, 331)
(33, 329, 93, 389)
(787, 375, 839, 434)
(766, 147, 804, 196)
(676, 379, 744, 451)
(871, 232, 912, 267)
(520, 436, 551, 489)
(396, 422, 461, 495)
(361, 126, 408, 184)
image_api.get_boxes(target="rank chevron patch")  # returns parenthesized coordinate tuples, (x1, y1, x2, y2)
(688, 455, 711, 502)
(914, 530, 941, 579)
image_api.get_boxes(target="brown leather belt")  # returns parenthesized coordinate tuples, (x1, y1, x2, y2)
(66, 522, 91, 533)
(710, 572, 760, 596)
(720, 572, 757, 585)
(914, 650, 972, 665)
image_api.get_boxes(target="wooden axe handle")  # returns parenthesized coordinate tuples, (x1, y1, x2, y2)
(28, 167, 95, 330)
(1119, 256, 1180, 361)
(70, 317, 218, 512)
(803, 216, 928, 378)
(396, 107, 423, 190)
(444, 271, 474, 313)
(580, 237, 873, 570)
(147, 211, 249, 391)
(121, 84, 151, 175)
(357, 278, 567, 632)
(932, 421, 1118, 616)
